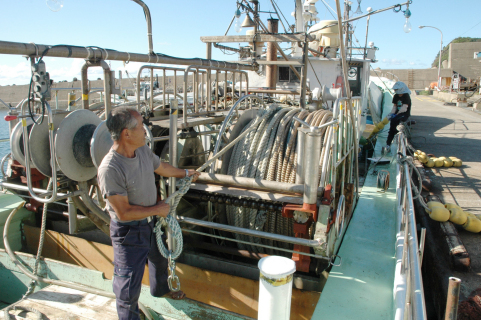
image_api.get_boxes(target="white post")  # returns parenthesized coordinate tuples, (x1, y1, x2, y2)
(258, 256, 296, 320)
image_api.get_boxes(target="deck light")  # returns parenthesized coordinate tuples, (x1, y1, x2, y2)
(235, 9, 242, 33)
(241, 13, 256, 28)
(403, 8, 412, 33)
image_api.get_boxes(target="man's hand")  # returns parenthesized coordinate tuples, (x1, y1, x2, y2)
(187, 169, 201, 182)
(156, 200, 170, 217)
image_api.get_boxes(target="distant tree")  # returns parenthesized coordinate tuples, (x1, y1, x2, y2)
(432, 37, 481, 68)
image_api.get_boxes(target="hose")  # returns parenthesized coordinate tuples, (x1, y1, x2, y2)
(2, 202, 154, 320)
(23, 179, 52, 298)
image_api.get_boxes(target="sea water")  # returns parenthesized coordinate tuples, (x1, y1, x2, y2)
(0, 109, 11, 160)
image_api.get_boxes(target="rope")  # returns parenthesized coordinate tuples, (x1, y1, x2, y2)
(23, 179, 52, 298)
(152, 107, 274, 289)
(4, 305, 42, 320)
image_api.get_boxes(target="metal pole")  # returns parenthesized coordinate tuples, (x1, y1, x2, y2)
(296, 129, 306, 184)
(419, 26, 443, 88)
(299, 38, 309, 109)
(303, 128, 322, 204)
(0, 40, 257, 71)
(445, 277, 461, 320)
(168, 98, 179, 251)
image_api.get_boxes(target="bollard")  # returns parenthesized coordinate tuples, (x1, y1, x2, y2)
(258, 256, 296, 320)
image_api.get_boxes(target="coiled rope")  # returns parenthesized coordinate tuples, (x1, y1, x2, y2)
(153, 106, 274, 290)
(225, 107, 334, 254)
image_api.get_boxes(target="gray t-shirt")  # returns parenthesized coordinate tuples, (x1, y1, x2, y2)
(97, 145, 161, 222)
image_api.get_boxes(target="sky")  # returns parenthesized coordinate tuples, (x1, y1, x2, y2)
(0, 0, 480, 86)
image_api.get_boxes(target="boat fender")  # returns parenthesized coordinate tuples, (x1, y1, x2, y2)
(427, 201, 444, 210)
(434, 158, 444, 167)
(372, 126, 379, 133)
(453, 159, 463, 167)
(443, 158, 453, 167)
(429, 207, 450, 222)
(445, 203, 461, 210)
(462, 214, 481, 233)
(438, 156, 446, 161)
(382, 117, 389, 125)
(448, 207, 467, 225)
(449, 156, 459, 160)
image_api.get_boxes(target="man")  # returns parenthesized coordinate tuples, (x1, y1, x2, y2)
(385, 81, 412, 151)
(98, 107, 199, 320)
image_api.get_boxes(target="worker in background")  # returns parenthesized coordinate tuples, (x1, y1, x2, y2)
(98, 107, 200, 320)
(385, 81, 412, 152)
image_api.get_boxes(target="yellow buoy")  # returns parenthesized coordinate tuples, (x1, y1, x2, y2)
(425, 159, 435, 167)
(449, 207, 467, 225)
(438, 156, 446, 161)
(434, 158, 444, 167)
(421, 152, 427, 156)
(453, 159, 462, 167)
(443, 158, 453, 167)
(462, 215, 481, 233)
(465, 211, 478, 219)
(429, 207, 450, 222)
(449, 156, 459, 160)
(418, 154, 428, 163)
(416, 150, 422, 154)
(372, 127, 379, 133)
(445, 203, 461, 210)
(382, 117, 389, 125)
(427, 201, 445, 210)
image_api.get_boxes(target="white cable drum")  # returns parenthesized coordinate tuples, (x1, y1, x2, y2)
(258, 256, 296, 320)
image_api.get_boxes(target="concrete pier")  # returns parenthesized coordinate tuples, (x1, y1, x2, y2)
(410, 92, 481, 318)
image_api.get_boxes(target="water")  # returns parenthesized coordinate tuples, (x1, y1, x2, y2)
(0, 109, 11, 160)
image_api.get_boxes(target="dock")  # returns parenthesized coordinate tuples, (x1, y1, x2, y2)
(408, 92, 481, 318)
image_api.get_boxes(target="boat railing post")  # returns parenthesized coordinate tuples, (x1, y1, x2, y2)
(168, 98, 179, 251)
(295, 128, 306, 184)
(445, 277, 461, 320)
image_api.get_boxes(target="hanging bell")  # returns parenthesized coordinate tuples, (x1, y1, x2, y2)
(241, 14, 256, 28)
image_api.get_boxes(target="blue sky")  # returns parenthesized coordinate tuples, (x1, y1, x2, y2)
(0, 0, 480, 86)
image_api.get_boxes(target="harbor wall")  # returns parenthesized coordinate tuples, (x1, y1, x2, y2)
(370, 68, 453, 89)
(0, 74, 203, 109)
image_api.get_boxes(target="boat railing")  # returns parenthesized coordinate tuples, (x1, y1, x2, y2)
(182, 65, 249, 124)
(394, 132, 427, 320)
(329, 97, 361, 207)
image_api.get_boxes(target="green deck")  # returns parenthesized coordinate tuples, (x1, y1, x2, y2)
(313, 89, 398, 319)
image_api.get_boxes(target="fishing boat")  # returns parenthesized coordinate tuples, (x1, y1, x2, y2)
(0, 0, 427, 319)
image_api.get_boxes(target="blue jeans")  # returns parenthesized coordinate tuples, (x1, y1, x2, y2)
(110, 218, 170, 320)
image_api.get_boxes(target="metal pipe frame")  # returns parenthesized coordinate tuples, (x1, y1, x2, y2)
(196, 172, 324, 196)
(80, 60, 112, 116)
(0, 181, 83, 201)
(183, 65, 249, 124)
(20, 100, 59, 203)
(136, 65, 187, 111)
(183, 228, 328, 260)
(0, 40, 257, 71)
(302, 127, 322, 204)
(178, 215, 324, 249)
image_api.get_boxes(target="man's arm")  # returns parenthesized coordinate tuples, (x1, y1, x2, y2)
(107, 194, 170, 221)
(155, 162, 200, 181)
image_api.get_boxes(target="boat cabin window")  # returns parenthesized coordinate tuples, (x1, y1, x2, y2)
(278, 67, 302, 83)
